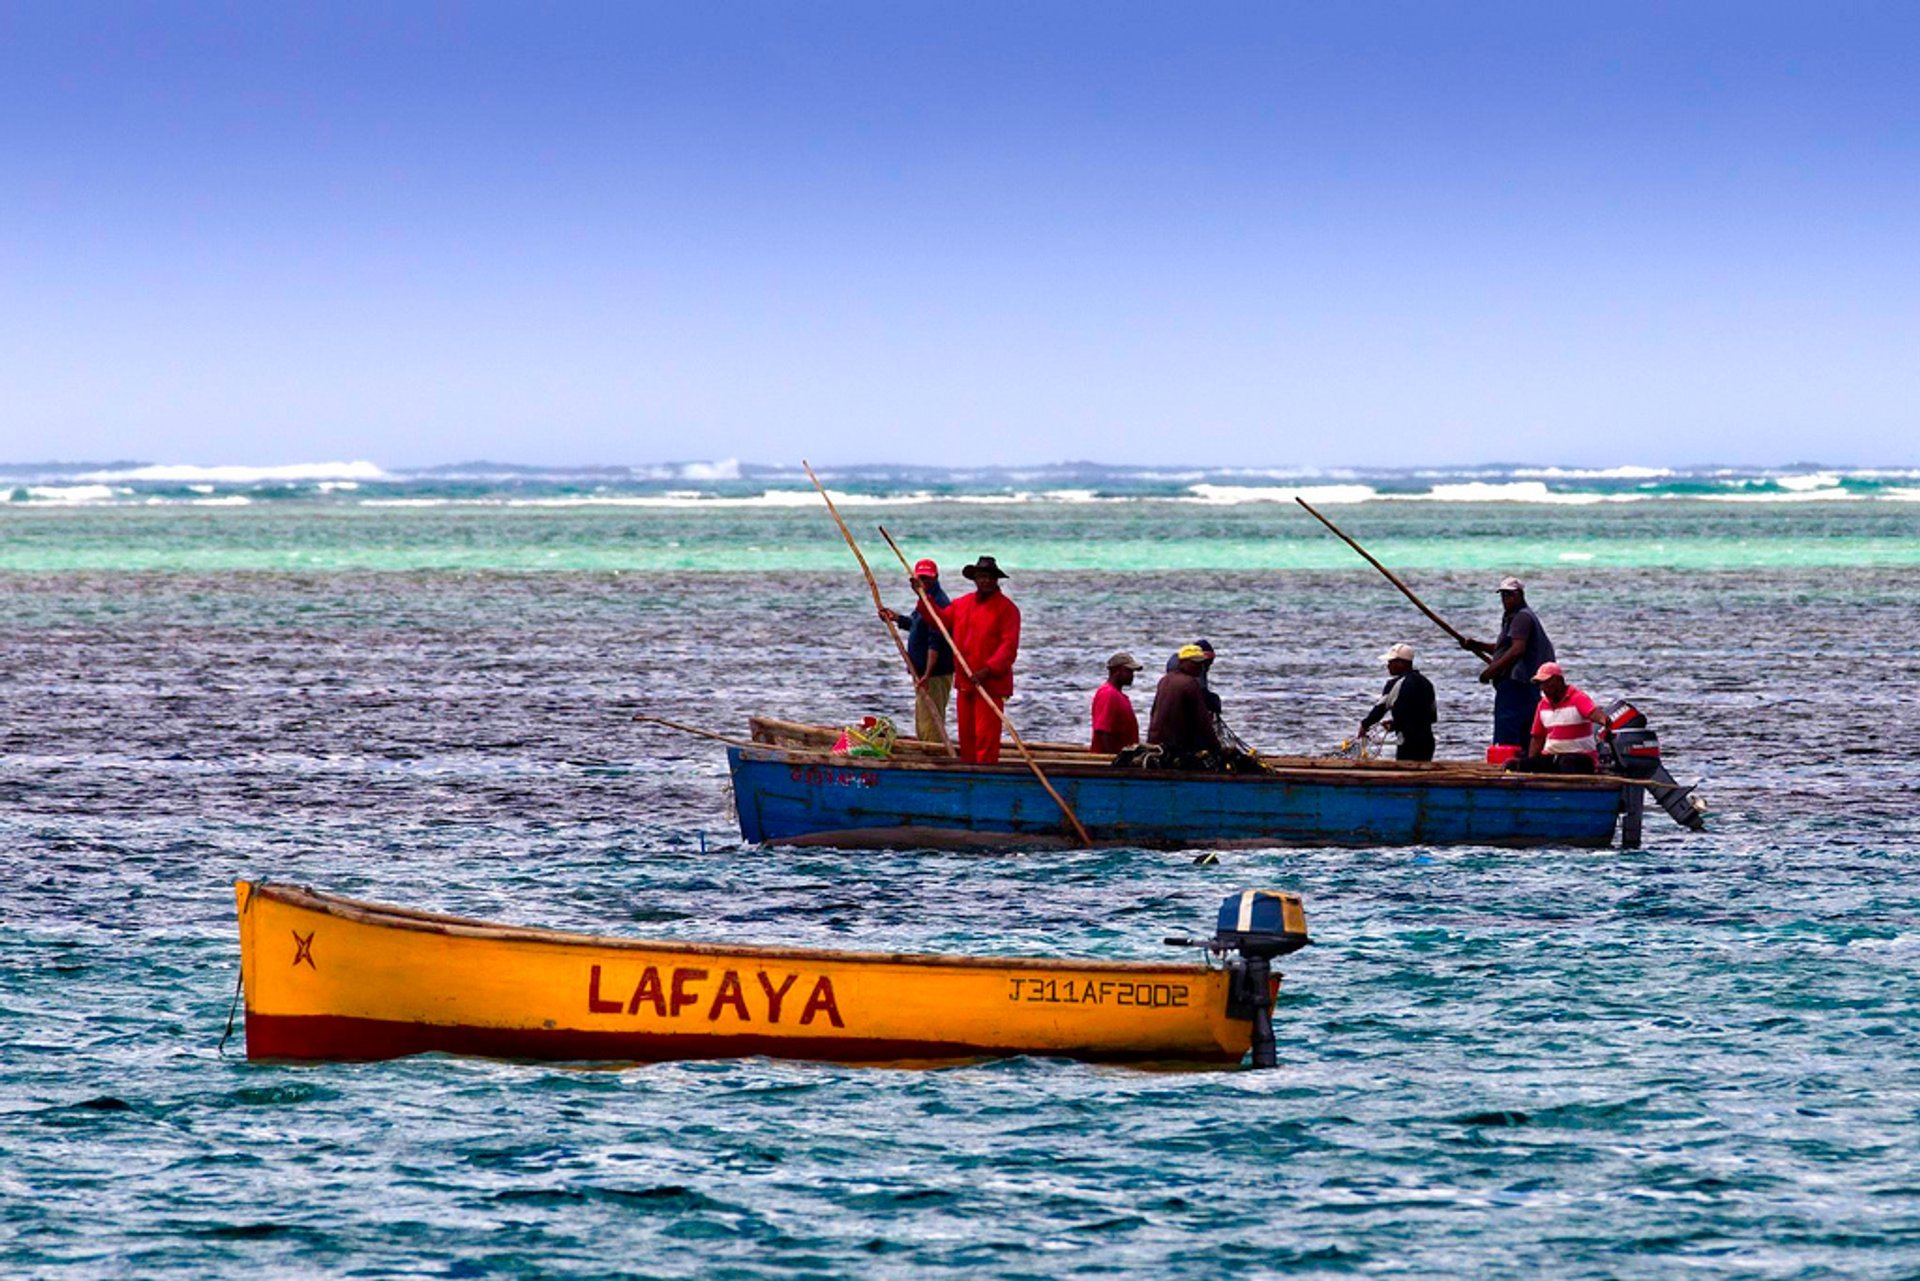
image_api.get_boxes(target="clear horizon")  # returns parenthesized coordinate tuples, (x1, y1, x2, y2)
(4, 4, 1917, 469)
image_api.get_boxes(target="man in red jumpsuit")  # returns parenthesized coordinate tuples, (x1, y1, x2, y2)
(936, 555, 1021, 764)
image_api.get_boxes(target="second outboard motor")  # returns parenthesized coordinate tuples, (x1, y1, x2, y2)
(1167, 890, 1311, 1070)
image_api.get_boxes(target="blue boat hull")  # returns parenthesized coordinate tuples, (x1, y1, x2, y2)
(727, 748, 1626, 850)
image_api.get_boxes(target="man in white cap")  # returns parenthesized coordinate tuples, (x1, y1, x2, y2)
(1359, 642, 1437, 761)
(1460, 577, 1556, 750)
(1090, 652, 1144, 754)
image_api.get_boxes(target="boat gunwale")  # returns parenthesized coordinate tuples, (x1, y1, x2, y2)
(734, 743, 1627, 793)
(242, 882, 1234, 976)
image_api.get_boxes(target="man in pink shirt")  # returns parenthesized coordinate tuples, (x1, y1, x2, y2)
(1508, 661, 1609, 774)
(1090, 652, 1144, 754)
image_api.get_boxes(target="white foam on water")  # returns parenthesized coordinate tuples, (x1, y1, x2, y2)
(1775, 472, 1843, 492)
(187, 495, 253, 506)
(676, 459, 741, 481)
(1182, 483, 1379, 505)
(1513, 465, 1675, 480)
(1558, 552, 1596, 561)
(77, 460, 389, 483)
(23, 484, 121, 503)
(1700, 488, 1865, 503)
(1400, 481, 1607, 505)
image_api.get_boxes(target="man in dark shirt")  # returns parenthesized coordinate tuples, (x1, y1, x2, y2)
(1162, 637, 1223, 732)
(1359, 642, 1437, 761)
(1461, 577, 1556, 749)
(1148, 644, 1222, 757)
(889, 559, 953, 743)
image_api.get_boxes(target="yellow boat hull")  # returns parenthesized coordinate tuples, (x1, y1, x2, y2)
(235, 882, 1272, 1067)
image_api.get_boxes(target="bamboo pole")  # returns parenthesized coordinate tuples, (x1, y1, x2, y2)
(876, 524, 1095, 848)
(802, 460, 955, 755)
(1294, 496, 1487, 658)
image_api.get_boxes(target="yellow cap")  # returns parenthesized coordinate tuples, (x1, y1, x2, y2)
(1176, 643, 1208, 661)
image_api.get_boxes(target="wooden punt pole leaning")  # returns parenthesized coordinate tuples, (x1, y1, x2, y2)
(802, 460, 956, 756)
(1294, 496, 1481, 658)
(876, 523, 1095, 849)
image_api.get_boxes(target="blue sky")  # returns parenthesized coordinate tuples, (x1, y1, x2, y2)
(2, 2, 1916, 469)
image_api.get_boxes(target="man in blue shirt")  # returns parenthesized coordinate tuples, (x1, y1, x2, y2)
(898, 558, 954, 744)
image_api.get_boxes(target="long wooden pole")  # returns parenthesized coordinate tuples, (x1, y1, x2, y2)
(1295, 496, 1487, 658)
(876, 524, 1094, 849)
(802, 460, 955, 755)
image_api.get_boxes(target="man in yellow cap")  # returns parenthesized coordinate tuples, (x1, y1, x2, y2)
(1148, 644, 1222, 758)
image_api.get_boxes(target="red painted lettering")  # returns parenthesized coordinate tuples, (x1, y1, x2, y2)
(798, 976, 845, 1028)
(757, 971, 798, 1023)
(627, 966, 666, 1016)
(708, 970, 750, 1022)
(588, 965, 622, 1014)
(670, 967, 707, 1018)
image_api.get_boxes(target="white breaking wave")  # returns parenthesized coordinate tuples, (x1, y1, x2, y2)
(1183, 484, 1378, 505)
(20, 484, 122, 503)
(1774, 472, 1843, 492)
(77, 460, 389, 483)
(1398, 482, 1611, 505)
(675, 459, 741, 482)
(1700, 488, 1865, 503)
(1512, 465, 1675, 480)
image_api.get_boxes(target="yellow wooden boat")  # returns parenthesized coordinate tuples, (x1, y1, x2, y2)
(234, 881, 1309, 1068)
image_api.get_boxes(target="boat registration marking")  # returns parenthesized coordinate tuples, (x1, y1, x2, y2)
(1007, 977, 1191, 1009)
(789, 766, 881, 789)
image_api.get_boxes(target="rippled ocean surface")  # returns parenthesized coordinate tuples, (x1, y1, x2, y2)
(3, 490, 1918, 1278)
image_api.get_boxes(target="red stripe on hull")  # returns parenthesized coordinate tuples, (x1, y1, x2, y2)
(245, 1013, 1243, 1067)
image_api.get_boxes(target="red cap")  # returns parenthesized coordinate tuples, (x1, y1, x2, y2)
(913, 559, 938, 578)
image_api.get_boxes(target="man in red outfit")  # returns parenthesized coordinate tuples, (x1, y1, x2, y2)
(934, 555, 1021, 764)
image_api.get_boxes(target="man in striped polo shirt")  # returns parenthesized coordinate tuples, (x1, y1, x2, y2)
(1508, 662, 1610, 774)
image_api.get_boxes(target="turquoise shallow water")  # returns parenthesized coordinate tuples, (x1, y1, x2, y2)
(3, 498, 1919, 1277)
(3, 499, 1920, 572)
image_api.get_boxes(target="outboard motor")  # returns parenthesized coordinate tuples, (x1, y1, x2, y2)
(1599, 700, 1662, 779)
(1599, 698, 1706, 831)
(1166, 890, 1310, 1069)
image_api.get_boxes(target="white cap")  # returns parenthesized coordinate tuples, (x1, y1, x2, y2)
(1379, 643, 1415, 664)
(1497, 576, 1524, 592)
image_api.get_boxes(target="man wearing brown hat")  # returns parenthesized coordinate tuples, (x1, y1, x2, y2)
(930, 555, 1022, 764)
(1090, 652, 1144, 754)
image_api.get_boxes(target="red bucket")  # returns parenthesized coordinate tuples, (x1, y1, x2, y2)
(1485, 743, 1521, 766)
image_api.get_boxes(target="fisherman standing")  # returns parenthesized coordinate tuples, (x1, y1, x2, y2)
(1508, 662, 1609, 774)
(1090, 652, 1144, 754)
(1359, 642, 1437, 761)
(1461, 577, 1556, 749)
(1148, 644, 1223, 759)
(884, 558, 953, 744)
(915, 555, 1020, 765)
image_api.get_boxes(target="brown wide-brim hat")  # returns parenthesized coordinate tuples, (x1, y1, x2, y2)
(961, 555, 1009, 581)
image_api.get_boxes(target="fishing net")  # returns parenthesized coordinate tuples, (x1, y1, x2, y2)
(830, 716, 898, 759)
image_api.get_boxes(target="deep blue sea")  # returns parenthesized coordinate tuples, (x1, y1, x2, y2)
(3, 463, 1918, 1277)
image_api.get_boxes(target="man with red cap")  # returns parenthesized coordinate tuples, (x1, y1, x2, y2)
(881, 559, 953, 744)
(913, 555, 1020, 764)
(1508, 662, 1609, 774)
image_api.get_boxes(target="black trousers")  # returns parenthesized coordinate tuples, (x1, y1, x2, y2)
(1395, 732, 1435, 762)
(1506, 753, 1595, 775)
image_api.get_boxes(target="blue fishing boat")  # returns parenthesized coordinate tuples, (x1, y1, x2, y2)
(726, 738, 1650, 851)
